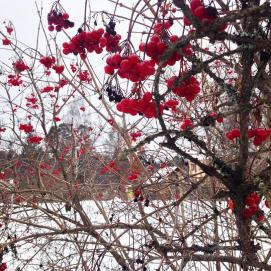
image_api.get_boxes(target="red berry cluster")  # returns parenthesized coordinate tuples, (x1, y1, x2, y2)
(102, 32, 122, 53)
(77, 70, 90, 83)
(139, 35, 192, 66)
(56, 79, 68, 91)
(40, 56, 56, 69)
(70, 64, 77, 73)
(116, 92, 163, 118)
(8, 74, 23, 86)
(153, 21, 172, 35)
(6, 26, 13, 35)
(100, 161, 120, 174)
(28, 135, 43, 144)
(41, 86, 54, 94)
(54, 116, 61, 122)
(134, 188, 144, 202)
(183, 0, 227, 31)
(128, 172, 139, 181)
(19, 123, 33, 134)
(0, 263, 7, 271)
(209, 112, 223, 123)
(62, 29, 105, 59)
(47, 9, 74, 32)
(180, 118, 193, 130)
(167, 75, 200, 102)
(13, 60, 29, 72)
(225, 128, 240, 140)
(52, 65, 64, 74)
(164, 99, 179, 112)
(2, 38, 10, 46)
(248, 128, 271, 146)
(26, 96, 38, 109)
(243, 192, 264, 221)
(105, 53, 155, 82)
(130, 132, 142, 142)
(226, 128, 271, 146)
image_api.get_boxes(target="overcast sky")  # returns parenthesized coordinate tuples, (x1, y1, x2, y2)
(1, 0, 141, 46)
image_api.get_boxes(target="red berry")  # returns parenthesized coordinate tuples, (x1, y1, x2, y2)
(150, 35, 160, 43)
(62, 13, 69, 20)
(134, 189, 141, 197)
(48, 25, 54, 32)
(139, 42, 146, 51)
(104, 65, 114, 75)
(245, 196, 255, 206)
(100, 37, 107, 47)
(194, 6, 208, 20)
(111, 54, 122, 65)
(142, 92, 152, 102)
(219, 23, 228, 32)
(250, 204, 259, 214)
(226, 129, 240, 140)
(55, 25, 62, 32)
(181, 118, 193, 130)
(120, 59, 131, 72)
(128, 54, 140, 65)
(156, 42, 166, 54)
(183, 16, 191, 26)
(257, 213, 265, 222)
(243, 208, 253, 219)
(190, 0, 203, 12)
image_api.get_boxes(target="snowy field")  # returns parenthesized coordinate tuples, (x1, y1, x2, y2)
(1, 198, 270, 271)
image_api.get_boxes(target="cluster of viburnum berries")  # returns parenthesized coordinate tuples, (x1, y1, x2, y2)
(243, 192, 268, 221)
(133, 188, 144, 202)
(40, 56, 56, 69)
(63, 29, 105, 57)
(19, 123, 33, 133)
(105, 54, 155, 82)
(62, 29, 121, 59)
(228, 193, 269, 221)
(130, 132, 142, 142)
(0, 263, 7, 271)
(1, 25, 13, 45)
(180, 118, 193, 130)
(209, 112, 223, 123)
(116, 92, 178, 118)
(18, 123, 42, 144)
(226, 128, 271, 146)
(7, 74, 22, 86)
(183, 0, 227, 31)
(12, 60, 29, 73)
(100, 161, 120, 174)
(52, 65, 64, 74)
(47, 10, 74, 32)
(139, 34, 192, 66)
(103, 32, 122, 53)
(28, 136, 43, 144)
(248, 128, 271, 146)
(117, 92, 162, 118)
(167, 74, 200, 102)
(153, 20, 172, 34)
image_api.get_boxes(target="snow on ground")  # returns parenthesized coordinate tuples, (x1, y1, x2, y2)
(1, 198, 270, 270)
